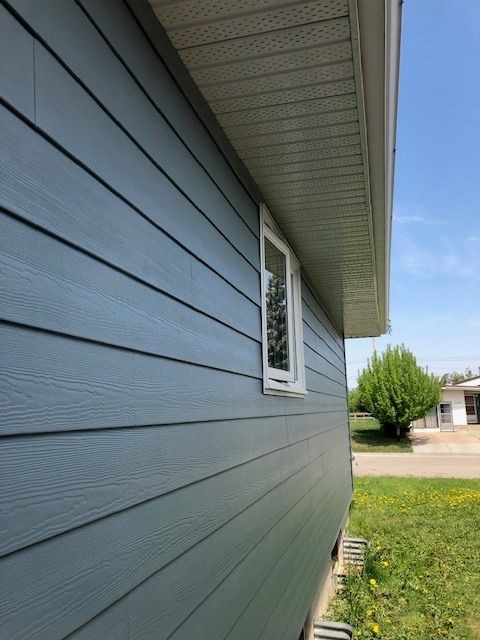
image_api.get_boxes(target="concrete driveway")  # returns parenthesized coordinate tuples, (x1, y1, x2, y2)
(353, 428, 480, 478)
(410, 428, 480, 454)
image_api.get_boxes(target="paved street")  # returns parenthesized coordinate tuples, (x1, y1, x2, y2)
(353, 452, 480, 478)
(353, 428, 480, 478)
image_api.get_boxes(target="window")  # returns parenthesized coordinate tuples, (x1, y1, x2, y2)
(465, 395, 476, 416)
(260, 204, 306, 397)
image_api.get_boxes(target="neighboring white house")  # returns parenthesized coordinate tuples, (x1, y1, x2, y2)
(414, 376, 480, 431)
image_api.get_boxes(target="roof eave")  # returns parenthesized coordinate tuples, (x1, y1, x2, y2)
(133, 0, 402, 338)
(351, 0, 402, 336)
(443, 386, 480, 391)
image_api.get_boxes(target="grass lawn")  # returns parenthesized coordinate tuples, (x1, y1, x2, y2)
(329, 477, 480, 639)
(350, 418, 412, 453)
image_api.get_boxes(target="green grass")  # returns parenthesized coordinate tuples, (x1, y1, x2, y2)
(350, 419, 412, 453)
(329, 477, 480, 639)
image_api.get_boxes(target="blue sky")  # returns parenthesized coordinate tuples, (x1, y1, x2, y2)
(346, 0, 480, 387)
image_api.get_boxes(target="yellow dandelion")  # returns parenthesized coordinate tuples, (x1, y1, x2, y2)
(372, 623, 380, 634)
(369, 578, 378, 587)
(381, 561, 389, 567)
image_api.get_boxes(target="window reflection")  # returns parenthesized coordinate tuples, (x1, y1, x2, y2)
(264, 238, 289, 371)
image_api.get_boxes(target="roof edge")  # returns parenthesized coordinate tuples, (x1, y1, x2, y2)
(443, 385, 480, 391)
(450, 375, 480, 386)
(354, 0, 402, 336)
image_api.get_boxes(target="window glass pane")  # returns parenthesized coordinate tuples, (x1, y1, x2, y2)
(264, 237, 289, 371)
(465, 396, 476, 414)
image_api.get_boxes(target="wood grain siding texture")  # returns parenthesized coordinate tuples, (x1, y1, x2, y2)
(0, 2, 352, 639)
(0, 5, 34, 119)
(0, 109, 260, 338)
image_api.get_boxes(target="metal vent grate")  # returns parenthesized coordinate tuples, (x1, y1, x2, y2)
(179, 19, 351, 67)
(226, 110, 358, 138)
(236, 129, 361, 157)
(259, 164, 363, 184)
(247, 145, 361, 168)
(201, 62, 354, 101)
(228, 127, 361, 152)
(253, 160, 362, 181)
(158, 0, 348, 48)
(251, 153, 361, 182)
(263, 174, 364, 197)
(211, 80, 355, 114)
(343, 537, 368, 567)
(189, 42, 352, 84)
(217, 94, 357, 125)
(154, 0, 347, 29)
(271, 190, 366, 208)
(314, 619, 354, 639)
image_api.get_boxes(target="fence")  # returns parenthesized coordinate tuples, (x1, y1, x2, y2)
(349, 412, 373, 421)
(411, 408, 439, 430)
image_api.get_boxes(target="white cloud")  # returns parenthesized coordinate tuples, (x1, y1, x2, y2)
(393, 202, 450, 226)
(394, 215, 425, 223)
(398, 236, 480, 281)
(393, 214, 446, 225)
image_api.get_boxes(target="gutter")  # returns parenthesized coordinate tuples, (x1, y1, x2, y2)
(355, 0, 402, 334)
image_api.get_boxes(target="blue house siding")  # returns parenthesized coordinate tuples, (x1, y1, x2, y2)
(0, 2, 352, 639)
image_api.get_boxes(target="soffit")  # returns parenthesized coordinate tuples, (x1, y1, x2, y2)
(149, 0, 398, 337)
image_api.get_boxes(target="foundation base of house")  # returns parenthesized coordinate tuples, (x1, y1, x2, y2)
(302, 526, 348, 640)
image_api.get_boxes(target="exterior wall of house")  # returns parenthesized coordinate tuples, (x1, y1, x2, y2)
(0, 2, 352, 640)
(441, 389, 468, 426)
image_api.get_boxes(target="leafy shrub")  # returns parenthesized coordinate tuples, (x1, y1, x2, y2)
(348, 388, 365, 413)
(357, 345, 441, 436)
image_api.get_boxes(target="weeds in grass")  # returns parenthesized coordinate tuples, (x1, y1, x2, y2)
(328, 478, 480, 639)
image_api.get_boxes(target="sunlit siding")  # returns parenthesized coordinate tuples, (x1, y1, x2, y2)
(0, 2, 352, 639)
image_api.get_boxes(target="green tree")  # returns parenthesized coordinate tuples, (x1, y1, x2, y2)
(348, 387, 364, 413)
(442, 368, 474, 385)
(357, 345, 442, 437)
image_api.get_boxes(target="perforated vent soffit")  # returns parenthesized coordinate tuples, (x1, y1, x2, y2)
(149, 0, 396, 337)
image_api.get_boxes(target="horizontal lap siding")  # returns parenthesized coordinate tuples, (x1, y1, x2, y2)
(0, 109, 260, 337)
(0, 2, 351, 640)
(0, 214, 260, 377)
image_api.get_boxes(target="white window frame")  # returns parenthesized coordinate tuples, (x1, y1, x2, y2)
(260, 204, 306, 398)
